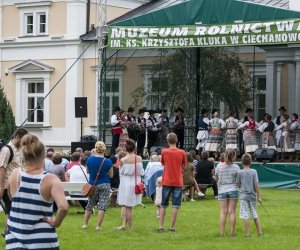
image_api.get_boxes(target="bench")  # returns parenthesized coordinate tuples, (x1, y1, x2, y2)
(198, 184, 213, 196)
(61, 182, 88, 201)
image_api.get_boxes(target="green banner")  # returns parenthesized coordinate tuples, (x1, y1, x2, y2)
(108, 19, 300, 49)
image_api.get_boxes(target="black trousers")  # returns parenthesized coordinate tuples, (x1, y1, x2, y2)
(127, 128, 137, 141)
(137, 133, 146, 157)
(111, 132, 120, 155)
(147, 131, 158, 153)
(175, 129, 184, 149)
(211, 179, 218, 196)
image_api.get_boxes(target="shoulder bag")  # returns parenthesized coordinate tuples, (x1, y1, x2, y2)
(134, 156, 145, 195)
(82, 158, 106, 197)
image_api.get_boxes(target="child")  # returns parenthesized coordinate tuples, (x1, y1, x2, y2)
(237, 153, 262, 237)
(155, 177, 162, 219)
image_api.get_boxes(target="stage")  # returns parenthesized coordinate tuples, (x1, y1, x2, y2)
(143, 161, 300, 189)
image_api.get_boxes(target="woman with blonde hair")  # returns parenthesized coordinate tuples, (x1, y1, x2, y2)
(215, 148, 240, 236)
(82, 141, 113, 230)
(5, 134, 68, 249)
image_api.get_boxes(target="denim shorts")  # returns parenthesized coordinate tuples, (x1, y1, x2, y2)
(218, 190, 239, 201)
(161, 186, 183, 208)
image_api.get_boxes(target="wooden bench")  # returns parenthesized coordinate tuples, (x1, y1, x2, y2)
(61, 182, 88, 201)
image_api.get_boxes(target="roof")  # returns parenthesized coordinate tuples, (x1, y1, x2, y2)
(241, 0, 289, 9)
(81, 0, 300, 41)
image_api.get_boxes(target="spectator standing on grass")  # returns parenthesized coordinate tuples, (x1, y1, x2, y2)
(0, 128, 28, 225)
(5, 134, 68, 249)
(157, 133, 186, 232)
(82, 141, 113, 231)
(215, 148, 240, 237)
(237, 153, 262, 237)
(115, 139, 144, 231)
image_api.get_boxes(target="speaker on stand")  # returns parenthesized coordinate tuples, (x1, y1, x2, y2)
(75, 97, 88, 141)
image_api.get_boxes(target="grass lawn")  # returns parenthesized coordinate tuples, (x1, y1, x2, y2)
(1, 188, 299, 250)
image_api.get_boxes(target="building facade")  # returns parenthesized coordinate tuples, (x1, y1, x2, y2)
(0, 0, 149, 151)
(1, 0, 300, 151)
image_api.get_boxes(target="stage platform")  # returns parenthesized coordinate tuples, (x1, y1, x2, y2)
(143, 161, 300, 189)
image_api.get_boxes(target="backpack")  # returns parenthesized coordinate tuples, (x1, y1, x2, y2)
(0, 140, 14, 164)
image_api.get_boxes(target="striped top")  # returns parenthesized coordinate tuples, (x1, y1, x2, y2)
(6, 170, 59, 250)
(215, 163, 240, 194)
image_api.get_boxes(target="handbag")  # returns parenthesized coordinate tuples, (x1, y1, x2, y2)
(82, 158, 106, 197)
(112, 126, 123, 135)
(134, 156, 145, 195)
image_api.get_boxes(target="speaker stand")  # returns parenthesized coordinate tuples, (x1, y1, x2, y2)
(80, 117, 83, 142)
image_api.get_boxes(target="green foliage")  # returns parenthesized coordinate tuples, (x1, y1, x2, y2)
(0, 85, 16, 140)
(1, 189, 298, 250)
(131, 48, 252, 120)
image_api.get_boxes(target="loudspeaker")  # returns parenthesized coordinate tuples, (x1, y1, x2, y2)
(75, 97, 88, 118)
(71, 141, 95, 153)
(254, 148, 277, 162)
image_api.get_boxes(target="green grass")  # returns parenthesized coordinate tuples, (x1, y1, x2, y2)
(1, 188, 300, 250)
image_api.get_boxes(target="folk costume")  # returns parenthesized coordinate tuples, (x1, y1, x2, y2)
(118, 111, 129, 152)
(126, 107, 137, 141)
(157, 109, 170, 148)
(273, 106, 287, 146)
(238, 119, 259, 153)
(258, 118, 276, 150)
(136, 109, 147, 157)
(225, 116, 239, 150)
(146, 110, 158, 154)
(289, 114, 300, 151)
(275, 120, 295, 153)
(205, 111, 225, 153)
(172, 108, 185, 149)
(196, 109, 209, 153)
(111, 106, 121, 155)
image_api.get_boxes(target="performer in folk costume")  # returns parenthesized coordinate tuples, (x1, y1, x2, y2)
(225, 111, 240, 150)
(237, 113, 259, 153)
(238, 108, 253, 154)
(157, 109, 170, 148)
(136, 108, 147, 157)
(258, 113, 276, 150)
(196, 108, 210, 154)
(146, 109, 159, 155)
(289, 113, 300, 151)
(273, 106, 287, 146)
(275, 114, 295, 153)
(205, 109, 225, 154)
(111, 106, 122, 155)
(126, 107, 137, 141)
(118, 110, 129, 151)
(172, 107, 185, 149)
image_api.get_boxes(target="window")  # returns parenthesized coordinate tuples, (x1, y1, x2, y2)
(103, 79, 120, 123)
(38, 13, 47, 34)
(256, 78, 266, 121)
(146, 77, 168, 110)
(27, 81, 44, 124)
(22, 11, 48, 36)
(25, 14, 34, 34)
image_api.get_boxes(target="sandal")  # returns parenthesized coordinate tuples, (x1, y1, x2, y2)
(156, 228, 164, 232)
(168, 228, 176, 232)
(114, 226, 126, 231)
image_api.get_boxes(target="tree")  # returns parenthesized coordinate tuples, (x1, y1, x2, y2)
(129, 47, 252, 148)
(131, 47, 252, 118)
(0, 85, 16, 140)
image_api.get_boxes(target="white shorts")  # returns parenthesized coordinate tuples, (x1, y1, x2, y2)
(239, 200, 258, 219)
